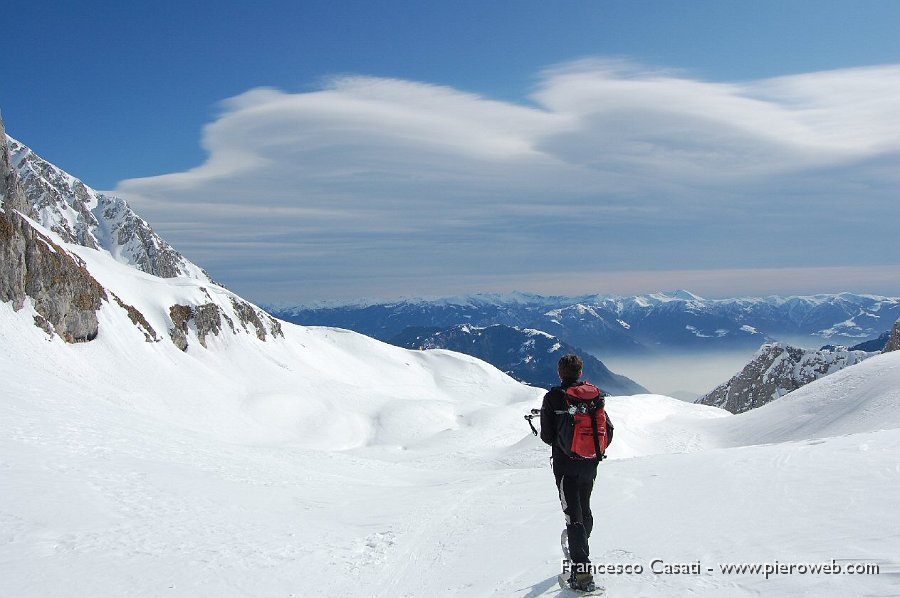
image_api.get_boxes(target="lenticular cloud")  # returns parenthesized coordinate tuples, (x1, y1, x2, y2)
(112, 59, 900, 301)
(121, 59, 900, 198)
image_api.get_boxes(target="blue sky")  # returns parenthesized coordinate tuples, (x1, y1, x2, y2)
(4, 1, 900, 303)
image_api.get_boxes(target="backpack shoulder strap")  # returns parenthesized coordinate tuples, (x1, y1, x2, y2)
(548, 386, 571, 413)
(590, 408, 605, 460)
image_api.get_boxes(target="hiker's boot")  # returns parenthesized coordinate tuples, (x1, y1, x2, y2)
(572, 571, 596, 592)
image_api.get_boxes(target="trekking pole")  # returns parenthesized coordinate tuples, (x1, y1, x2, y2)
(524, 408, 541, 436)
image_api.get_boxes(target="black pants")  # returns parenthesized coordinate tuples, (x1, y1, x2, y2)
(555, 468, 596, 565)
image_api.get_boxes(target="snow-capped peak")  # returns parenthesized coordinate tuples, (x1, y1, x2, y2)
(6, 134, 211, 282)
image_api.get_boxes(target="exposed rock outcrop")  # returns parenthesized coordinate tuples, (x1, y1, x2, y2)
(111, 293, 159, 342)
(168, 298, 283, 351)
(168, 304, 193, 351)
(194, 303, 232, 348)
(168, 301, 232, 350)
(1, 116, 106, 342)
(884, 320, 900, 353)
(231, 297, 283, 341)
(697, 342, 871, 414)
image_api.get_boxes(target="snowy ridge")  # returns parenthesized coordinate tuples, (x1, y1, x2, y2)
(7, 135, 210, 281)
(2, 130, 281, 350)
(697, 342, 872, 413)
(714, 351, 900, 445)
(9, 197, 282, 350)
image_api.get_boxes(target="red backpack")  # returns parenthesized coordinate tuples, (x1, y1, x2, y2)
(554, 382, 611, 460)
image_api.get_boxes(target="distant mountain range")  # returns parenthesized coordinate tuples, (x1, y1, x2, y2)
(269, 292, 899, 399)
(390, 324, 647, 395)
(269, 290, 900, 355)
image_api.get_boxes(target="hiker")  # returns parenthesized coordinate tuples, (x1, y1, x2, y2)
(540, 353, 613, 593)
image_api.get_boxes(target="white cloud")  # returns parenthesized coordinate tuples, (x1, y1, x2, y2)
(533, 60, 900, 179)
(114, 59, 900, 302)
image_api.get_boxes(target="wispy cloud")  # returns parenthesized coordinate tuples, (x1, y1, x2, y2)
(115, 59, 900, 302)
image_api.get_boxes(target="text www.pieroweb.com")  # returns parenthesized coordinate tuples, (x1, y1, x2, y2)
(718, 559, 880, 579)
(562, 559, 881, 578)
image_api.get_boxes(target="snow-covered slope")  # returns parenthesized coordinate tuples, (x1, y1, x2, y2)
(711, 350, 900, 445)
(3, 304, 899, 597)
(5, 239, 900, 598)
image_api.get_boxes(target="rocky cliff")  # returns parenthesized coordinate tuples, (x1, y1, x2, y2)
(7, 135, 210, 281)
(884, 320, 900, 353)
(1, 117, 282, 349)
(697, 342, 872, 414)
(1, 117, 106, 342)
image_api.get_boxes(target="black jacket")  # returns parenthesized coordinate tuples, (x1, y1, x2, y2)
(540, 381, 614, 475)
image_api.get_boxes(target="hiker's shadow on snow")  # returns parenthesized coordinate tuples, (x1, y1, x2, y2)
(521, 575, 562, 598)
